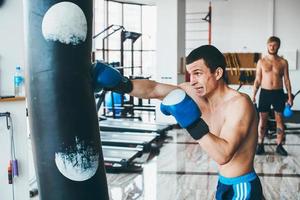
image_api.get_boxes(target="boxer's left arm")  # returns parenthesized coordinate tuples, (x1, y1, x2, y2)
(283, 59, 293, 106)
(198, 96, 256, 165)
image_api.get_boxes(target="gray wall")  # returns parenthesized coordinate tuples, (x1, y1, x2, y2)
(187, 0, 300, 110)
(0, 101, 28, 200)
(0, 0, 25, 96)
(155, 0, 186, 123)
(0, 1, 28, 199)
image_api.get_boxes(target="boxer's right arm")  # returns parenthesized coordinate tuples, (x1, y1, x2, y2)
(160, 89, 209, 140)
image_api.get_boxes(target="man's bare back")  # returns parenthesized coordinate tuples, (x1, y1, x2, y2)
(182, 84, 258, 177)
(212, 90, 257, 177)
(130, 45, 263, 199)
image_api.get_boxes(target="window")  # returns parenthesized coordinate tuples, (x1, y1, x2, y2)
(93, 0, 156, 77)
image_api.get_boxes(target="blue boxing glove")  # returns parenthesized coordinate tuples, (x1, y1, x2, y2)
(92, 61, 133, 94)
(160, 89, 209, 140)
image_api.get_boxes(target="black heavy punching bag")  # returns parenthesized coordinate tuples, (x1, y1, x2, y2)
(23, 1, 109, 199)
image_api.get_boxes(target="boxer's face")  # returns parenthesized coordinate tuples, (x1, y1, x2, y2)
(187, 59, 219, 97)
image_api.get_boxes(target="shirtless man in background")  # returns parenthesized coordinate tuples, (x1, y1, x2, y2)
(93, 45, 263, 199)
(252, 36, 293, 156)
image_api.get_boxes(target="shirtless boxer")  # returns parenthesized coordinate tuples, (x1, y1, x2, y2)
(93, 45, 263, 199)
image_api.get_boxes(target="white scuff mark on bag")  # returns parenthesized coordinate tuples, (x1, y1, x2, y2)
(42, 2, 87, 45)
(55, 137, 99, 181)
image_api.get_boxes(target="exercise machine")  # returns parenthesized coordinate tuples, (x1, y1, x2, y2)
(102, 145, 143, 173)
(99, 118, 173, 136)
(101, 131, 159, 152)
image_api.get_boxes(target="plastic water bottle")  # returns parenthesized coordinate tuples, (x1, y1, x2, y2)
(14, 66, 24, 97)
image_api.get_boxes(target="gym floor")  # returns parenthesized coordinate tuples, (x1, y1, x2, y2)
(30, 112, 300, 200)
(105, 127, 300, 200)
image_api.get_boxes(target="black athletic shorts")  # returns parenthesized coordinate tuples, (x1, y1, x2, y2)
(216, 171, 263, 200)
(258, 88, 285, 113)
